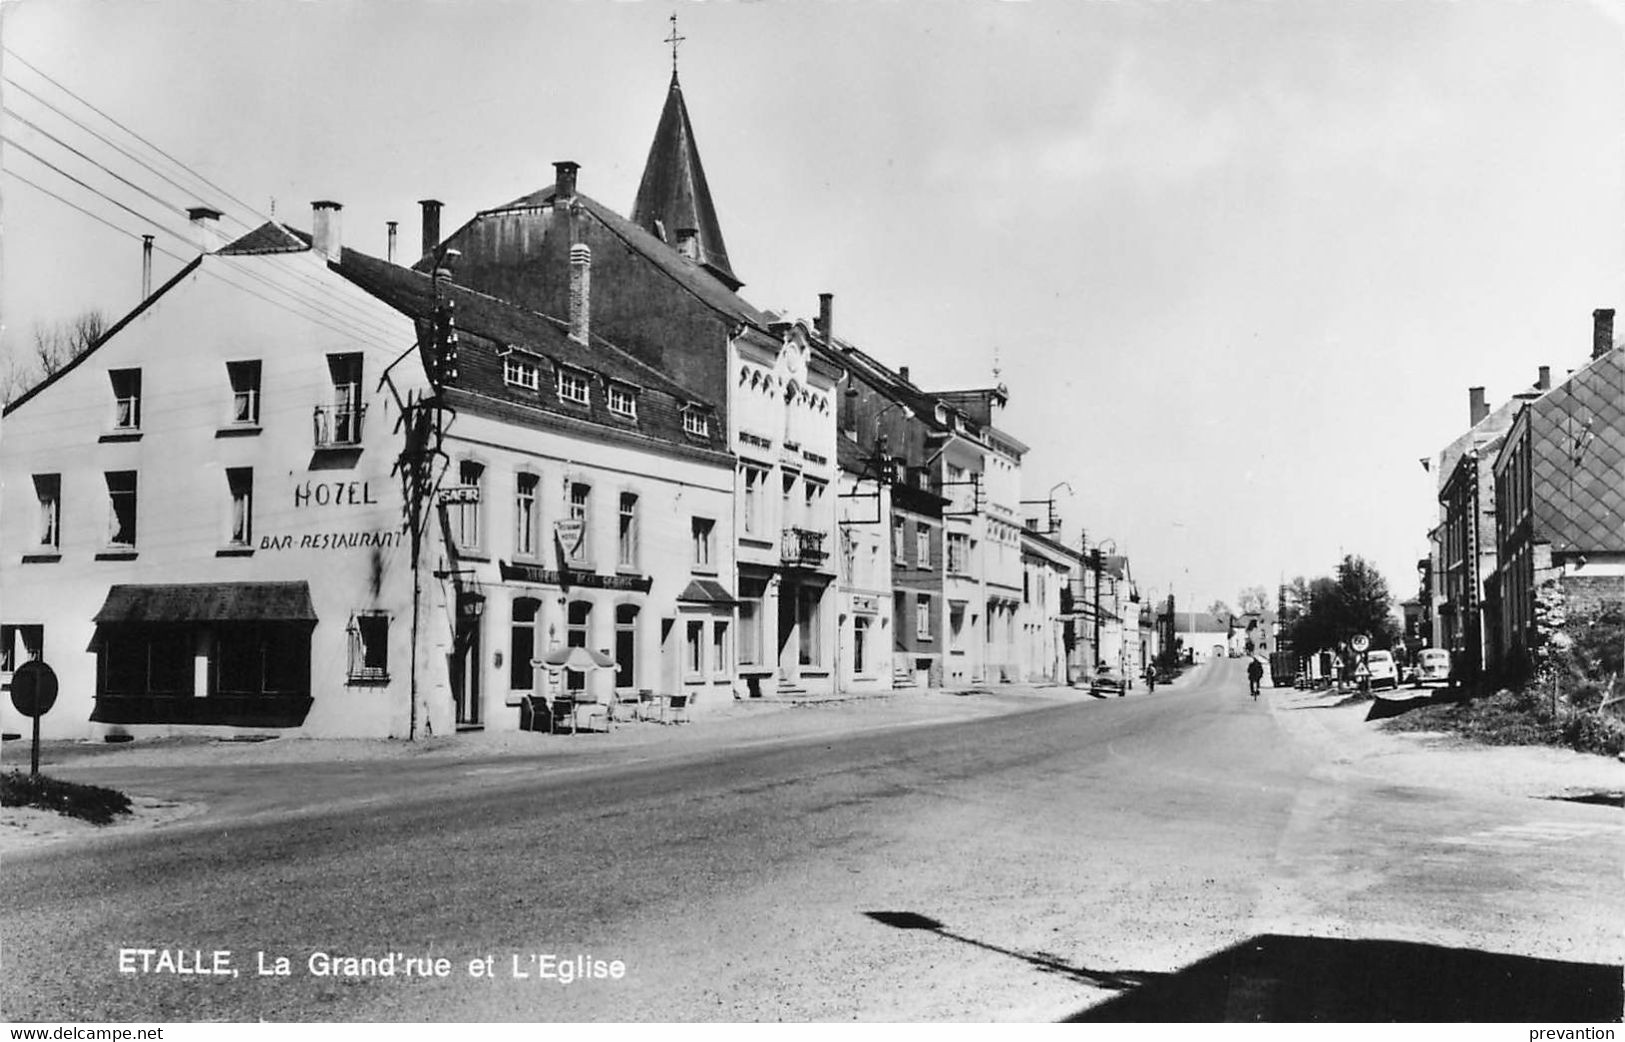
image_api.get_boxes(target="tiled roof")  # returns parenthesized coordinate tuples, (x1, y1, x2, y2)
(217, 221, 308, 255)
(629, 73, 740, 291)
(1527, 349, 1625, 552)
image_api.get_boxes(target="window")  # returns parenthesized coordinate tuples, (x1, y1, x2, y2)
(686, 620, 705, 676)
(893, 517, 907, 562)
(742, 467, 764, 535)
(321, 353, 364, 446)
(798, 587, 822, 666)
(615, 605, 639, 689)
(227, 467, 253, 547)
(33, 474, 60, 551)
(1, 625, 43, 672)
(557, 366, 590, 405)
(106, 471, 137, 548)
(948, 532, 968, 575)
(608, 384, 637, 418)
(566, 601, 591, 692)
(227, 361, 261, 424)
(919, 595, 935, 641)
(504, 353, 540, 391)
(453, 460, 484, 552)
(916, 523, 930, 569)
(110, 368, 141, 430)
(712, 620, 729, 675)
(566, 482, 591, 563)
(618, 493, 639, 568)
(691, 517, 716, 571)
(347, 612, 390, 683)
(514, 473, 539, 558)
(510, 598, 540, 691)
(683, 407, 710, 437)
(805, 480, 825, 526)
(853, 615, 870, 675)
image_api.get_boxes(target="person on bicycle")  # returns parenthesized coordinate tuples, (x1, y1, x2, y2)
(1247, 657, 1264, 698)
(1143, 664, 1157, 692)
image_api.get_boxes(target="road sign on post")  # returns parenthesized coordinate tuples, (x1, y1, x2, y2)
(1351, 634, 1370, 653)
(9, 660, 58, 776)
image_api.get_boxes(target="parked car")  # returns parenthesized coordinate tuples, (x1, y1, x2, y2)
(1413, 647, 1452, 688)
(1363, 649, 1400, 690)
(1090, 665, 1128, 697)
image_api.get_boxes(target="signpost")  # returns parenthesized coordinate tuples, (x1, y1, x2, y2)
(9, 660, 58, 776)
(1351, 634, 1370, 694)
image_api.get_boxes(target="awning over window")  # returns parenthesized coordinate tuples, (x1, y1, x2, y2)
(93, 582, 319, 624)
(677, 579, 737, 605)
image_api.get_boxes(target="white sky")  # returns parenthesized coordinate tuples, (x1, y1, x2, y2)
(3, 0, 1622, 612)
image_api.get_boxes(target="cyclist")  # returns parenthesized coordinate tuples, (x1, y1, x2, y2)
(1247, 657, 1264, 699)
(1143, 664, 1157, 693)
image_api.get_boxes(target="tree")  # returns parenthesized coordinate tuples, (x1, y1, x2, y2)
(1286, 555, 1399, 654)
(1237, 585, 1270, 615)
(1, 310, 105, 406)
(1206, 599, 1233, 619)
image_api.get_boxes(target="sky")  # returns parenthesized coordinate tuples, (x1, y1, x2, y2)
(2, 0, 1623, 614)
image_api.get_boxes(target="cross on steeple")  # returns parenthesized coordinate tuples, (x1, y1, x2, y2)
(665, 12, 686, 78)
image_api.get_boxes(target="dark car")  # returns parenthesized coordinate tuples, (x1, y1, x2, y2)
(1090, 666, 1128, 697)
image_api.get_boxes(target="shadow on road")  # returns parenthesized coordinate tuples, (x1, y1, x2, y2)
(863, 911, 1155, 991)
(1365, 696, 1436, 721)
(1062, 933, 1623, 1022)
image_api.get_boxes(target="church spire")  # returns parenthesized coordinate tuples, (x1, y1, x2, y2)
(630, 18, 742, 291)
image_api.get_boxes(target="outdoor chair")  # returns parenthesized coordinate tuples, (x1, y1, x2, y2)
(609, 689, 642, 727)
(636, 688, 659, 720)
(572, 695, 609, 734)
(548, 695, 577, 734)
(663, 692, 692, 725)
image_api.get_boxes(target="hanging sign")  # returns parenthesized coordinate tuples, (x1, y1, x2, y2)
(554, 519, 586, 558)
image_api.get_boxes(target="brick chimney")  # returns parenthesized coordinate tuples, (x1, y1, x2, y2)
(818, 293, 835, 348)
(675, 227, 699, 261)
(1537, 365, 1551, 391)
(1468, 386, 1488, 426)
(569, 244, 592, 345)
(1593, 308, 1614, 360)
(554, 161, 579, 202)
(187, 206, 222, 254)
(386, 221, 398, 264)
(899, 366, 911, 385)
(418, 199, 442, 263)
(311, 200, 342, 261)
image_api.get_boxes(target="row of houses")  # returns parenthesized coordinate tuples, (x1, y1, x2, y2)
(0, 67, 1146, 740)
(1421, 307, 1624, 683)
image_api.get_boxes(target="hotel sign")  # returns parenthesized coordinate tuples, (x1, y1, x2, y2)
(499, 560, 653, 593)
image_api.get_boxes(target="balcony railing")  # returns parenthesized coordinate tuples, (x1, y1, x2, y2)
(782, 527, 828, 568)
(313, 403, 366, 448)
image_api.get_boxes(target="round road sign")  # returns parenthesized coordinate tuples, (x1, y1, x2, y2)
(9, 660, 58, 718)
(1350, 634, 1370, 653)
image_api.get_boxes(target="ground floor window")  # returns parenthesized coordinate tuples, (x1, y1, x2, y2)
(510, 597, 540, 691)
(1, 624, 43, 672)
(567, 600, 591, 692)
(93, 621, 312, 727)
(712, 620, 729, 676)
(738, 579, 766, 666)
(686, 620, 705, 676)
(853, 615, 871, 675)
(616, 604, 639, 689)
(347, 612, 390, 684)
(798, 586, 823, 667)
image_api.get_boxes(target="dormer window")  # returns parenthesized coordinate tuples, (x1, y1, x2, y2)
(607, 383, 638, 419)
(557, 366, 590, 406)
(682, 406, 710, 438)
(502, 347, 541, 391)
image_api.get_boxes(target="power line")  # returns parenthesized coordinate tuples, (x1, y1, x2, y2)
(3, 105, 190, 220)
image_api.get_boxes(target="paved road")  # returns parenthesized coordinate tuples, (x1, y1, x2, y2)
(5, 659, 1620, 1022)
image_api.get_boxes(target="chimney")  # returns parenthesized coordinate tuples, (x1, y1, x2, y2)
(1537, 365, 1551, 391)
(311, 200, 342, 261)
(899, 366, 911, 385)
(569, 243, 592, 345)
(1468, 386, 1488, 426)
(554, 160, 579, 202)
(419, 199, 442, 263)
(818, 293, 834, 347)
(187, 206, 222, 254)
(141, 234, 153, 297)
(1593, 308, 1614, 360)
(387, 221, 398, 264)
(675, 227, 699, 261)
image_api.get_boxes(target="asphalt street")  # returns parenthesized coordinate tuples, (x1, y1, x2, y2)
(4, 658, 1620, 1022)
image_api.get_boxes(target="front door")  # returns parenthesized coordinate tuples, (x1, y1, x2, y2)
(452, 618, 482, 728)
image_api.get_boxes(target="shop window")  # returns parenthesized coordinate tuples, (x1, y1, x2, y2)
(619, 493, 639, 569)
(109, 368, 141, 430)
(452, 460, 484, 552)
(227, 467, 254, 547)
(347, 612, 390, 684)
(686, 620, 704, 676)
(515, 472, 540, 558)
(1, 625, 43, 672)
(510, 598, 540, 691)
(106, 471, 137, 548)
(33, 474, 60, 551)
(691, 517, 716, 572)
(227, 360, 261, 425)
(211, 623, 312, 699)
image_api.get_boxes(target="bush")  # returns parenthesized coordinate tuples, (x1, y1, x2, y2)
(1, 771, 132, 825)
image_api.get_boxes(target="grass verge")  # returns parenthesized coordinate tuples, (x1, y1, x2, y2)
(2, 770, 133, 825)
(1378, 685, 1623, 756)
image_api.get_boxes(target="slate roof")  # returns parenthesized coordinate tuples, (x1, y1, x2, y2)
(629, 73, 740, 291)
(217, 221, 308, 255)
(94, 582, 317, 623)
(1524, 348, 1625, 552)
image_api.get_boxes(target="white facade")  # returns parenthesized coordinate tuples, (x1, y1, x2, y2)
(834, 466, 894, 694)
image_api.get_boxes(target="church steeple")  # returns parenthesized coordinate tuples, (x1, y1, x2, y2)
(629, 16, 742, 291)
